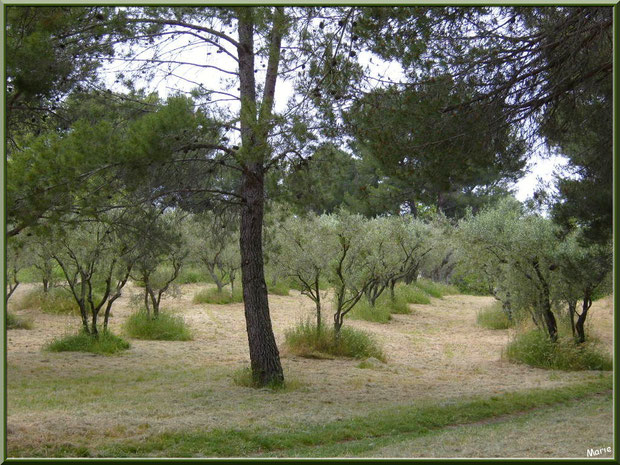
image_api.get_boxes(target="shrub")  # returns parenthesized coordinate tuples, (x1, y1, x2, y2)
(505, 330, 612, 371)
(396, 284, 431, 305)
(267, 281, 290, 296)
(477, 303, 515, 330)
(284, 321, 385, 361)
(45, 330, 130, 355)
(123, 310, 192, 341)
(7, 312, 33, 330)
(193, 287, 243, 305)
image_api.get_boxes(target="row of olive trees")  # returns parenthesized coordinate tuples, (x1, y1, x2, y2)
(6, 205, 244, 334)
(266, 210, 447, 334)
(456, 198, 612, 343)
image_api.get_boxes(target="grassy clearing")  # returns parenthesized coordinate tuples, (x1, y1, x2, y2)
(312, 389, 613, 458)
(193, 287, 243, 305)
(45, 330, 130, 355)
(477, 302, 515, 330)
(6, 312, 33, 330)
(505, 330, 612, 371)
(123, 310, 192, 341)
(284, 320, 385, 361)
(16, 287, 81, 315)
(75, 376, 613, 457)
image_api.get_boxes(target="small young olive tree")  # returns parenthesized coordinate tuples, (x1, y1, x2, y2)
(361, 216, 431, 306)
(271, 213, 333, 330)
(420, 214, 457, 284)
(555, 232, 612, 343)
(321, 211, 374, 334)
(385, 215, 433, 298)
(49, 217, 135, 335)
(362, 217, 400, 306)
(27, 235, 59, 294)
(129, 209, 188, 319)
(187, 210, 241, 294)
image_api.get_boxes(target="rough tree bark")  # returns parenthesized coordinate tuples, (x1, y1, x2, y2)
(237, 8, 285, 386)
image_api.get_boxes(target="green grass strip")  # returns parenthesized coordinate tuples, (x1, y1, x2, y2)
(87, 376, 613, 458)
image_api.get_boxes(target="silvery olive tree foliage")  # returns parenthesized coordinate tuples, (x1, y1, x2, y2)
(270, 213, 333, 331)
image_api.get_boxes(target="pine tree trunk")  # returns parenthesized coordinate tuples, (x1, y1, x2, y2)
(239, 163, 283, 386)
(236, 7, 284, 387)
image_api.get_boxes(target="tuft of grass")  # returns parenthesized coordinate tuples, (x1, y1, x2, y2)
(477, 303, 515, 330)
(7, 312, 33, 330)
(17, 287, 81, 315)
(414, 279, 457, 299)
(45, 330, 130, 355)
(193, 287, 243, 305)
(396, 284, 431, 305)
(231, 367, 304, 392)
(284, 320, 385, 361)
(267, 281, 290, 296)
(349, 299, 392, 323)
(505, 330, 612, 371)
(123, 310, 192, 341)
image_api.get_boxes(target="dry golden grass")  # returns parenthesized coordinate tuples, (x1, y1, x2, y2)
(6, 283, 614, 457)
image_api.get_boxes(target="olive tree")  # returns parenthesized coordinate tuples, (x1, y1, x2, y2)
(321, 211, 374, 334)
(362, 216, 431, 305)
(555, 232, 612, 343)
(271, 213, 333, 330)
(187, 210, 241, 294)
(130, 209, 188, 319)
(49, 217, 135, 335)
